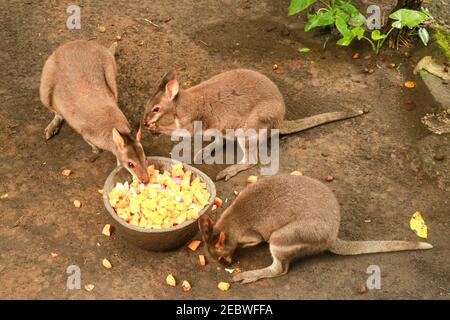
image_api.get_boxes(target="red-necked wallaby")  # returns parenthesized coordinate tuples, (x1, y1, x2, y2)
(143, 69, 363, 181)
(40, 40, 149, 183)
(199, 174, 432, 284)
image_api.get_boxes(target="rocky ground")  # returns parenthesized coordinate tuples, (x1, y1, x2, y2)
(0, 0, 449, 299)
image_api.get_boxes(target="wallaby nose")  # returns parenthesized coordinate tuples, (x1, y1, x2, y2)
(140, 175, 149, 184)
(143, 114, 152, 128)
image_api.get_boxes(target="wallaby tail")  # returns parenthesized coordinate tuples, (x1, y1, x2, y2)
(109, 42, 118, 57)
(330, 238, 433, 255)
(279, 110, 364, 135)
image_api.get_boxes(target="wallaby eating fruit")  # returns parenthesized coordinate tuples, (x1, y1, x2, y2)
(199, 174, 432, 284)
(143, 69, 363, 181)
(40, 40, 149, 183)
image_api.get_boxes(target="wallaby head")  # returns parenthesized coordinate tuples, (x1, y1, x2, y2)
(143, 71, 179, 127)
(199, 215, 236, 265)
(112, 124, 149, 184)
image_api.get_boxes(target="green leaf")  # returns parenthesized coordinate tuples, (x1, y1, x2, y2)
(337, 0, 366, 26)
(288, 0, 317, 16)
(304, 10, 335, 31)
(335, 15, 352, 38)
(418, 28, 430, 46)
(335, 8, 350, 23)
(371, 30, 387, 41)
(352, 26, 364, 40)
(389, 9, 428, 29)
(298, 47, 311, 53)
(336, 36, 353, 46)
(392, 21, 402, 29)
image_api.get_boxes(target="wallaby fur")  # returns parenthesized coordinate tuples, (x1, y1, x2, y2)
(40, 40, 149, 183)
(199, 174, 432, 284)
(143, 69, 363, 181)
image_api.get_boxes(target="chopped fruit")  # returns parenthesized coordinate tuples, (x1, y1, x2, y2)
(181, 280, 192, 292)
(325, 175, 334, 182)
(404, 81, 415, 88)
(199, 254, 206, 266)
(213, 197, 223, 208)
(115, 34, 122, 41)
(187, 240, 201, 251)
(108, 164, 210, 229)
(84, 284, 95, 292)
(272, 63, 278, 70)
(73, 200, 81, 208)
(50, 252, 58, 258)
(290, 171, 303, 176)
(102, 258, 112, 269)
(247, 175, 258, 184)
(98, 26, 106, 33)
(357, 284, 367, 294)
(352, 53, 360, 59)
(62, 169, 72, 176)
(102, 224, 112, 237)
(387, 63, 396, 69)
(166, 274, 176, 287)
(410, 211, 428, 239)
(217, 282, 231, 291)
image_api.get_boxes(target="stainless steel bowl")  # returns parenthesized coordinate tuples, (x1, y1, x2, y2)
(103, 156, 216, 251)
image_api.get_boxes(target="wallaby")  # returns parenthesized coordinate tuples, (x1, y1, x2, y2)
(143, 69, 363, 181)
(199, 174, 432, 284)
(40, 40, 149, 183)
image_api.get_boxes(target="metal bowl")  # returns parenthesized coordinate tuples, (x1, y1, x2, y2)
(103, 156, 216, 251)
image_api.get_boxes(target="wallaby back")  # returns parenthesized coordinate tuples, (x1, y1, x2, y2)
(40, 40, 149, 183)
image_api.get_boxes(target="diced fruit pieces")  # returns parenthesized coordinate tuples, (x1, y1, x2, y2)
(181, 280, 191, 292)
(102, 224, 112, 237)
(199, 254, 206, 266)
(62, 169, 72, 176)
(102, 258, 112, 269)
(217, 282, 231, 291)
(187, 240, 201, 251)
(290, 171, 303, 176)
(166, 274, 176, 287)
(213, 197, 223, 208)
(73, 200, 81, 208)
(247, 175, 258, 184)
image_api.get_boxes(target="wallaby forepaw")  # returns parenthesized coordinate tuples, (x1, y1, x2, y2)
(44, 125, 60, 140)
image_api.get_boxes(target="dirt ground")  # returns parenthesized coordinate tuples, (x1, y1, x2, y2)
(0, 0, 449, 300)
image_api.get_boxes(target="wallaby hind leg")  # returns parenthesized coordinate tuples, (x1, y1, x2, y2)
(44, 113, 64, 140)
(233, 223, 327, 284)
(232, 243, 296, 284)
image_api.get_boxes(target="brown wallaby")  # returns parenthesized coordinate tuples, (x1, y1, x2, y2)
(199, 174, 432, 284)
(40, 40, 149, 183)
(143, 69, 363, 181)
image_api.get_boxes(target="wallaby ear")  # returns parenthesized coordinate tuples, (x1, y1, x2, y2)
(135, 123, 142, 142)
(198, 214, 214, 243)
(165, 79, 179, 101)
(215, 231, 226, 249)
(112, 128, 125, 150)
(157, 71, 176, 91)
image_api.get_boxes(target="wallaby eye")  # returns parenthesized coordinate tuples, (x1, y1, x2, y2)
(128, 162, 135, 168)
(152, 106, 160, 113)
